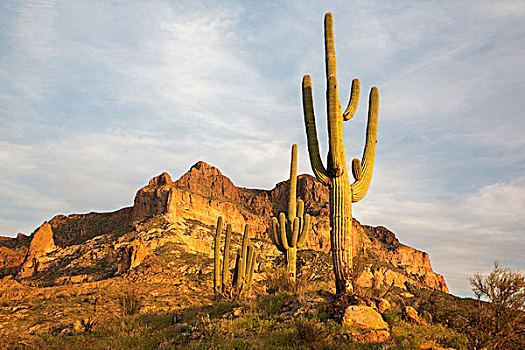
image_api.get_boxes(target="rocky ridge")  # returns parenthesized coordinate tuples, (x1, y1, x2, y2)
(0, 161, 448, 293)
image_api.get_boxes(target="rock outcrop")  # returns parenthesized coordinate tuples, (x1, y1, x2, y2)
(0, 234, 30, 276)
(18, 222, 56, 278)
(1, 160, 449, 294)
(49, 207, 133, 246)
(117, 239, 148, 274)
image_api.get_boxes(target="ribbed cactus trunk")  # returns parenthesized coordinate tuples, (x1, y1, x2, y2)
(285, 247, 296, 281)
(302, 12, 379, 295)
(330, 174, 353, 294)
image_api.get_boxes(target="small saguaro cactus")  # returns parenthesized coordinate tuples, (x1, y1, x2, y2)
(271, 144, 311, 283)
(232, 224, 257, 297)
(301, 12, 379, 295)
(213, 216, 257, 299)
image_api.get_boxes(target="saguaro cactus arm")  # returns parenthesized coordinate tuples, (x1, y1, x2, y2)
(271, 217, 285, 253)
(302, 75, 331, 186)
(343, 79, 360, 121)
(350, 86, 379, 202)
(278, 213, 289, 250)
(296, 213, 310, 248)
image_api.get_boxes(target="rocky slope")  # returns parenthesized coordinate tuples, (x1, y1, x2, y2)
(0, 161, 448, 293)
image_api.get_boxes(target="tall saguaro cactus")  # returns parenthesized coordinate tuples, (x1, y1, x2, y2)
(302, 12, 379, 295)
(271, 144, 311, 283)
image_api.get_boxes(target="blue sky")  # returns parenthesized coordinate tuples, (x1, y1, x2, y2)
(1, 0, 524, 296)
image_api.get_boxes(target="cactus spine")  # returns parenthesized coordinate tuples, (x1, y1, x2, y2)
(271, 144, 311, 283)
(213, 217, 256, 299)
(301, 12, 379, 295)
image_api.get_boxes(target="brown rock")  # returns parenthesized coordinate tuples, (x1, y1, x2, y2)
(0, 235, 29, 276)
(342, 305, 389, 330)
(175, 162, 241, 201)
(49, 208, 132, 247)
(403, 306, 420, 324)
(117, 239, 147, 273)
(375, 298, 391, 313)
(56, 274, 93, 285)
(18, 222, 56, 278)
(233, 307, 244, 317)
(349, 329, 390, 343)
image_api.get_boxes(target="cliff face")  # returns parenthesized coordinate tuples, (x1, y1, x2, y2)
(0, 234, 30, 276)
(49, 207, 133, 247)
(18, 222, 56, 278)
(0, 161, 448, 293)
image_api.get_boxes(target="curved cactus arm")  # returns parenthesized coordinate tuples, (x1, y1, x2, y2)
(327, 74, 344, 176)
(297, 200, 305, 232)
(352, 158, 363, 181)
(279, 213, 289, 250)
(271, 217, 285, 252)
(296, 214, 310, 249)
(351, 86, 379, 202)
(290, 217, 300, 247)
(343, 78, 360, 121)
(287, 144, 298, 221)
(302, 75, 331, 186)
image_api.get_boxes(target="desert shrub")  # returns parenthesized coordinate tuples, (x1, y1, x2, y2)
(383, 310, 469, 349)
(117, 285, 142, 316)
(294, 317, 328, 344)
(264, 266, 307, 295)
(467, 261, 525, 349)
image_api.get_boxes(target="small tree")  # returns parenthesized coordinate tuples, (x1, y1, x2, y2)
(469, 261, 525, 349)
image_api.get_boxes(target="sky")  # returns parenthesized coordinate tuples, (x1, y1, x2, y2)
(1, 0, 524, 297)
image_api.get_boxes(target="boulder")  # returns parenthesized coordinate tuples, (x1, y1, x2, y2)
(349, 330, 391, 343)
(402, 306, 420, 324)
(342, 305, 389, 330)
(375, 298, 391, 313)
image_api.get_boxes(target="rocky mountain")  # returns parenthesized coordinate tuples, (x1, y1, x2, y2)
(0, 161, 448, 293)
